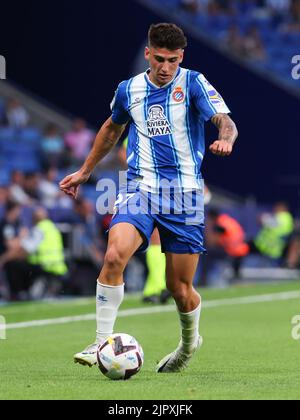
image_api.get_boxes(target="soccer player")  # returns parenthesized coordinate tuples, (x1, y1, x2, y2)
(60, 23, 238, 372)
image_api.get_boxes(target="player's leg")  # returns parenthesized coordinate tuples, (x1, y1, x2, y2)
(96, 223, 144, 341)
(165, 253, 201, 312)
(157, 252, 203, 373)
(74, 222, 144, 366)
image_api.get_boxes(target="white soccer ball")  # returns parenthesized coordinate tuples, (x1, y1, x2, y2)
(97, 333, 144, 380)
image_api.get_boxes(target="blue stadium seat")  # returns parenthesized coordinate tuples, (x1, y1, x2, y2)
(48, 207, 76, 223)
(17, 127, 41, 143)
(207, 14, 234, 33)
(0, 127, 17, 142)
(0, 168, 10, 186)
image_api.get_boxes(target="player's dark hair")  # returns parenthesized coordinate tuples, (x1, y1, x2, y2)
(148, 23, 187, 50)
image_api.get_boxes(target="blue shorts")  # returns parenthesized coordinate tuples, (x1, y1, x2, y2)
(109, 183, 206, 254)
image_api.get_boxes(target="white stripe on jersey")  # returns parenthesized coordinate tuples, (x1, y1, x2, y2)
(168, 69, 200, 190)
(128, 73, 158, 189)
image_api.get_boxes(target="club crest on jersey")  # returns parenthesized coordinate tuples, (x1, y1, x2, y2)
(147, 105, 172, 137)
(172, 87, 185, 103)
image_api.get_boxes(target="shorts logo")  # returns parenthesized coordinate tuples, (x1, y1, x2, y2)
(147, 105, 172, 137)
(172, 87, 185, 103)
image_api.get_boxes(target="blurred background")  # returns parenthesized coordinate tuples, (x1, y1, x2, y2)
(0, 0, 299, 302)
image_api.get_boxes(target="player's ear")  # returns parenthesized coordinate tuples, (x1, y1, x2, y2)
(179, 50, 184, 64)
(145, 47, 150, 61)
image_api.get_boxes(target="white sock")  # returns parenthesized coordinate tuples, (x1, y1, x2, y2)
(95, 281, 124, 344)
(178, 303, 201, 355)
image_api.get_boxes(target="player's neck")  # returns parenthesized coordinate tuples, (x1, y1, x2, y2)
(147, 69, 179, 88)
(148, 73, 164, 88)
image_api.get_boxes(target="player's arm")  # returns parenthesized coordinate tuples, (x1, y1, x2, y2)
(210, 113, 238, 157)
(60, 117, 127, 198)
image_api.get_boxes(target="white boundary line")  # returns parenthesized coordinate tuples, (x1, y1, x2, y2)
(5, 290, 300, 331)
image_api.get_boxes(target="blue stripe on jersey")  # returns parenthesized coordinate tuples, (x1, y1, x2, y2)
(195, 77, 217, 116)
(166, 84, 182, 189)
(185, 71, 201, 189)
(126, 78, 133, 116)
(125, 78, 139, 176)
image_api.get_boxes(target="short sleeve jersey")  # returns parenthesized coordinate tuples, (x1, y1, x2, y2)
(111, 68, 230, 191)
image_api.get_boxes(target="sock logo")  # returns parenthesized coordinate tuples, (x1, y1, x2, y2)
(97, 295, 108, 303)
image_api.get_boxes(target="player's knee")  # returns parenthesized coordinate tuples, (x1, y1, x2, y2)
(168, 282, 190, 303)
(104, 246, 126, 272)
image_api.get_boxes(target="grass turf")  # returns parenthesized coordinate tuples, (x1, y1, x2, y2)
(0, 281, 300, 400)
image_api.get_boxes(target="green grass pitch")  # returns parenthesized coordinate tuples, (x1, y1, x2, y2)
(0, 281, 300, 400)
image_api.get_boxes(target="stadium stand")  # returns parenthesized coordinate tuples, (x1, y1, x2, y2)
(139, 0, 300, 93)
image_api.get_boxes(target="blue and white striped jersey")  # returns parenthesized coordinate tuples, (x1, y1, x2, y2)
(111, 67, 230, 191)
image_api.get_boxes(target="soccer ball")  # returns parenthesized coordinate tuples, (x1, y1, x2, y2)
(97, 333, 144, 380)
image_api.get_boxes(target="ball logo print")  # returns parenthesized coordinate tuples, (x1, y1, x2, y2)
(0, 55, 6, 79)
(291, 55, 300, 80)
(97, 333, 144, 380)
(0, 316, 6, 340)
(291, 315, 300, 340)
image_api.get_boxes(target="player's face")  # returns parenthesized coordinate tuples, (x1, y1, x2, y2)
(145, 46, 184, 87)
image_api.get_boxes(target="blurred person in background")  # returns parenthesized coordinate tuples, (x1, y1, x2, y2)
(69, 198, 104, 296)
(208, 0, 235, 15)
(0, 186, 9, 206)
(224, 24, 246, 56)
(41, 124, 66, 169)
(249, 202, 294, 262)
(73, 198, 104, 266)
(0, 201, 26, 300)
(0, 207, 68, 300)
(281, 0, 300, 31)
(9, 170, 34, 206)
(265, 0, 291, 27)
(243, 25, 267, 61)
(23, 172, 40, 202)
(180, 0, 210, 13)
(39, 167, 72, 209)
(5, 98, 29, 128)
(204, 208, 249, 282)
(65, 118, 95, 165)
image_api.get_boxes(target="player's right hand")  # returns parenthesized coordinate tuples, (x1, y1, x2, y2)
(59, 170, 90, 199)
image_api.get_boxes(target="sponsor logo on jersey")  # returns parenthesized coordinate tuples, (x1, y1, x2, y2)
(172, 87, 185, 103)
(147, 105, 172, 137)
(208, 89, 224, 105)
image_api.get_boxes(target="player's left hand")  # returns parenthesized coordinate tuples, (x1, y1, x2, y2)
(209, 140, 233, 157)
(59, 170, 90, 199)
